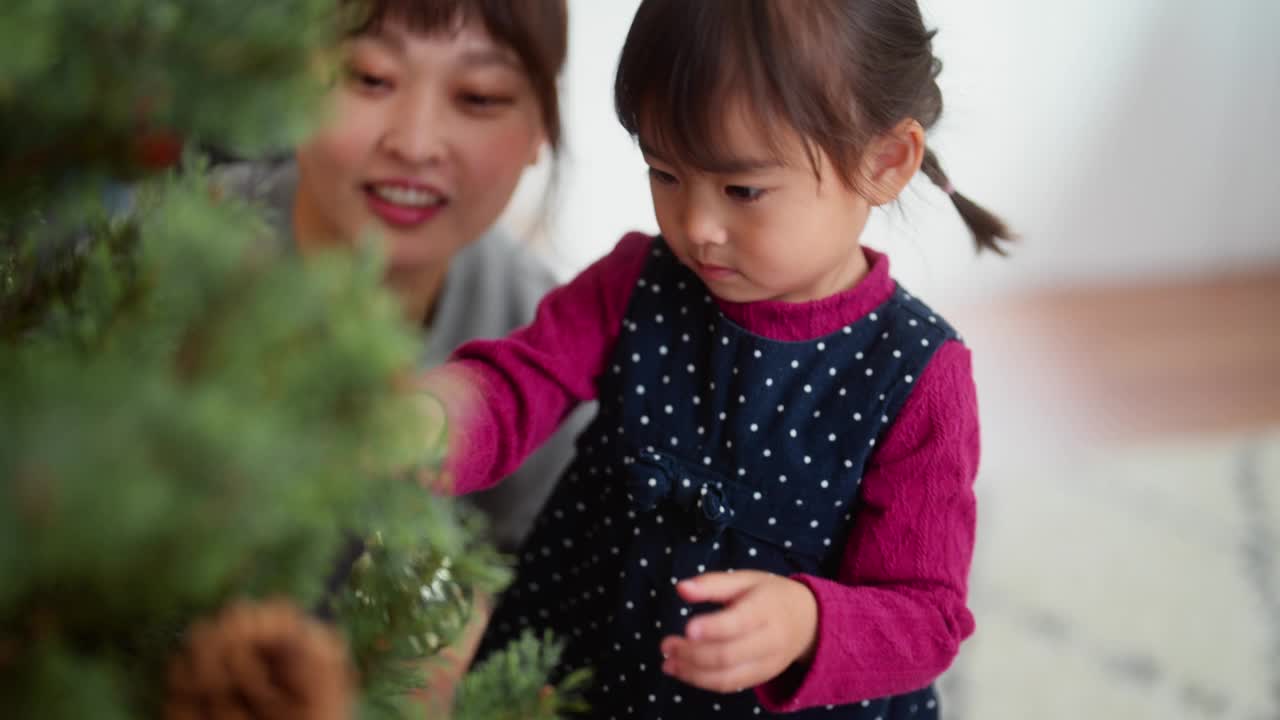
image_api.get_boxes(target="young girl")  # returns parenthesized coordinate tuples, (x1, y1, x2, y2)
(421, 0, 1012, 717)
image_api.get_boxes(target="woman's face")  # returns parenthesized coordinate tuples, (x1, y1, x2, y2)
(295, 16, 545, 291)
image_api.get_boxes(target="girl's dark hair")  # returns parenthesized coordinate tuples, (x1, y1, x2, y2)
(615, 0, 1013, 254)
(342, 0, 568, 153)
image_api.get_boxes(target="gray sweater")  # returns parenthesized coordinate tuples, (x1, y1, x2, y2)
(218, 158, 586, 551)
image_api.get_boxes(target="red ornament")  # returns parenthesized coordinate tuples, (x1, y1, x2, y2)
(133, 130, 184, 170)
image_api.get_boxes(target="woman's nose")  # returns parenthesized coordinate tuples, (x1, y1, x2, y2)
(379, 91, 447, 167)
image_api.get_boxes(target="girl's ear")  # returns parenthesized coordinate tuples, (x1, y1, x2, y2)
(859, 118, 925, 206)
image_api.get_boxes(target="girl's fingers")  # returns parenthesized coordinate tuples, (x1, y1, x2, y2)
(662, 630, 774, 673)
(663, 653, 772, 695)
(684, 591, 768, 641)
(676, 571, 765, 604)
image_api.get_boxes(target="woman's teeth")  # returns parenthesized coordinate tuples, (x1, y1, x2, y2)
(371, 185, 443, 207)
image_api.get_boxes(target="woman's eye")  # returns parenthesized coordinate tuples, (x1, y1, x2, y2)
(725, 185, 765, 202)
(461, 92, 515, 109)
(648, 167, 677, 185)
(346, 67, 391, 92)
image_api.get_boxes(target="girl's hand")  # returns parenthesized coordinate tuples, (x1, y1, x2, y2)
(659, 571, 818, 694)
(413, 389, 453, 493)
(409, 367, 475, 495)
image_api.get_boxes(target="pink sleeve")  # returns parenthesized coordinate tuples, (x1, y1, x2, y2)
(441, 232, 653, 494)
(757, 339, 980, 710)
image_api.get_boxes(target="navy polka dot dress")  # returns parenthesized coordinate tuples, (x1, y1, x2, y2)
(474, 238, 958, 718)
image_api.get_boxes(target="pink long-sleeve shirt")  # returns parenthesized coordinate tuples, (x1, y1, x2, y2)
(443, 232, 979, 709)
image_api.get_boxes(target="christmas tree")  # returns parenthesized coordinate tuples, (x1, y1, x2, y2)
(0, 1, 586, 718)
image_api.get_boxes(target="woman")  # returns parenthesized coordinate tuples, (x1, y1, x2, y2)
(223, 0, 580, 556)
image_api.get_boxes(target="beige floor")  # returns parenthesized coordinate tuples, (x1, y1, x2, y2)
(936, 268, 1280, 719)
(942, 433, 1278, 719)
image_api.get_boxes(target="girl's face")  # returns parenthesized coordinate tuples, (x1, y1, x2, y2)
(295, 17, 545, 290)
(643, 108, 874, 305)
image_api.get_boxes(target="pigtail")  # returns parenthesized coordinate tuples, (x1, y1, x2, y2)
(921, 148, 1015, 255)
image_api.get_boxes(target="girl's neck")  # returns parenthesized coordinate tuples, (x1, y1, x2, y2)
(714, 245, 893, 343)
(807, 245, 870, 303)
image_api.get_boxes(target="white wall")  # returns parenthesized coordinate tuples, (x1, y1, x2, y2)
(505, 0, 1280, 302)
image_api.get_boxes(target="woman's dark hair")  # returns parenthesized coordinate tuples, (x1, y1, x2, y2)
(615, 0, 1013, 253)
(342, 0, 568, 153)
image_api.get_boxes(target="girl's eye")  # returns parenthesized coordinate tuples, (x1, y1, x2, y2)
(725, 185, 765, 202)
(648, 167, 677, 185)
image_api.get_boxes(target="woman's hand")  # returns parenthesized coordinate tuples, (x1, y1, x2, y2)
(659, 571, 818, 694)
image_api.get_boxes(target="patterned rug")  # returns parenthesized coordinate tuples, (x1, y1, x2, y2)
(939, 431, 1280, 719)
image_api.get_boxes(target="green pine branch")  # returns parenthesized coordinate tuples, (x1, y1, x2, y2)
(0, 2, 589, 717)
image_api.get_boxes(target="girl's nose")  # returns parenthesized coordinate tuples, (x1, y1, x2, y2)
(682, 200, 727, 247)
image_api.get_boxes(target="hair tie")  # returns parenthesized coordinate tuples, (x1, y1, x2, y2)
(943, 182, 957, 196)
